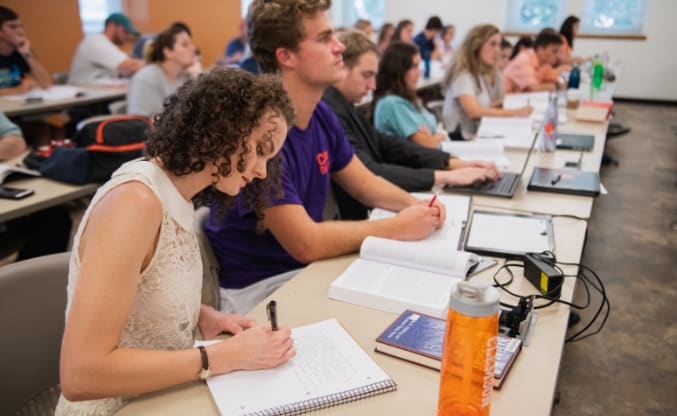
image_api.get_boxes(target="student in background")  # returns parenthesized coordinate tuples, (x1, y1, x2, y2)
(0, 110, 71, 262)
(509, 36, 533, 60)
(354, 18, 374, 38)
(131, 21, 191, 60)
(127, 25, 197, 117)
(0, 109, 25, 160)
(442, 25, 532, 140)
(56, 69, 296, 415)
(413, 16, 443, 62)
(323, 31, 499, 219)
(377, 22, 394, 53)
(206, 0, 445, 315)
(391, 19, 415, 44)
(502, 29, 563, 93)
(69, 13, 144, 84)
(221, 19, 248, 66)
(0, 6, 52, 95)
(497, 37, 512, 71)
(436, 24, 456, 65)
(558, 15, 590, 67)
(372, 41, 443, 148)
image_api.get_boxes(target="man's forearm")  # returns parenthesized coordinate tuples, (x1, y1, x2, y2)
(24, 55, 52, 88)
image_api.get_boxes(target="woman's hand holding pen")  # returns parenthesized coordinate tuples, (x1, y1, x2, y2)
(222, 325, 296, 371)
(511, 105, 534, 117)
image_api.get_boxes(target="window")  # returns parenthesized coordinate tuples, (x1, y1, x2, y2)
(241, 0, 253, 18)
(78, 0, 122, 35)
(580, 0, 647, 35)
(506, 0, 568, 32)
(330, 0, 386, 31)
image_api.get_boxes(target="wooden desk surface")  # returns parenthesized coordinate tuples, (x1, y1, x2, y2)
(469, 111, 609, 219)
(0, 176, 97, 222)
(0, 85, 126, 117)
(118, 215, 588, 416)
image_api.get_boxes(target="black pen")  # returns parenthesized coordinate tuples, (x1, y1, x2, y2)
(551, 174, 562, 185)
(266, 300, 278, 331)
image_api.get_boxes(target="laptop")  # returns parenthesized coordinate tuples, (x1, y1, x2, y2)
(527, 167, 601, 197)
(556, 133, 594, 151)
(444, 131, 539, 199)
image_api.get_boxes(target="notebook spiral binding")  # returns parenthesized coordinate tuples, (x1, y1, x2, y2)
(250, 379, 397, 416)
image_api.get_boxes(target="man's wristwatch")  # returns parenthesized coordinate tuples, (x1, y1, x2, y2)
(197, 346, 210, 380)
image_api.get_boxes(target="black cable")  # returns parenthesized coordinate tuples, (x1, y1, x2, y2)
(489, 253, 609, 343)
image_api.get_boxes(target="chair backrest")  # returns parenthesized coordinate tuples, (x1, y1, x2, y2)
(194, 207, 221, 310)
(0, 252, 70, 416)
(108, 99, 127, 115)
(426, 99, 445, 124)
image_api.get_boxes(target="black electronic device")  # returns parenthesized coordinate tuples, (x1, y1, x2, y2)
(0, 186, 34, 200)
(524, 253, 563, 298)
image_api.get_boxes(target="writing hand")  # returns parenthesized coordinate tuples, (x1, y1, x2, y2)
(225, 325, 296, 371)
(391, 204, 443, 240)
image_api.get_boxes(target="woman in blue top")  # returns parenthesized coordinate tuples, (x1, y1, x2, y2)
(372, 41, 444, 149)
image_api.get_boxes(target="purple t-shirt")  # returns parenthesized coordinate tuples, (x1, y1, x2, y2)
(205, 101, 354, 289)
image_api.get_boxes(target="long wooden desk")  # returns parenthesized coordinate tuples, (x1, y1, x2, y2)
(0, 85, 126, 117)
(118, 213, 588, 416)
(0, 176, 97, 223)
(469, 111, 609, 219)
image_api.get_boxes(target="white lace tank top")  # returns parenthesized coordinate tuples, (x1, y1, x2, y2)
(55, 160, 202, 416)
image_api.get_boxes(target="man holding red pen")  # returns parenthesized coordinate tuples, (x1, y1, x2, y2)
(205, 0, 445, 315)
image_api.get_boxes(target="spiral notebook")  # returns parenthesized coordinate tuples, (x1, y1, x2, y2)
(203, 319, 396, 416)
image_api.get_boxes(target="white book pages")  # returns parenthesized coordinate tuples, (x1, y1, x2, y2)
(476, 116, 534, 149)
(440, 141, 511, 170)
(202, 319, 395, 416)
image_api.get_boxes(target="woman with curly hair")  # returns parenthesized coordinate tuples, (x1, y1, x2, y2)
(56, 68, 296, 415)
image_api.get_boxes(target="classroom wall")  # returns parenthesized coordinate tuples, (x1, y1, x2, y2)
(124, 0, 241, 68)
(5, 0, 241, 75)
(3, 0, 83, 75)
(386, 0, 677, 101)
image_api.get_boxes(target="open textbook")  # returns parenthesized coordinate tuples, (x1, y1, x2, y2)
(0, 163, 40, 185)
(2, 85, 82, 101)
(329, 194, 479, 318)
(476, 116, 534, 149)
(199, 319, 396, 416)
(440, 140, 511, 170)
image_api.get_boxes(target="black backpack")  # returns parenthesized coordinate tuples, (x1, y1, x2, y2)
(25, 115, 151, 184)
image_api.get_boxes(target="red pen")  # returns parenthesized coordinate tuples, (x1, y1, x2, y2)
(428, 193, 438, 207)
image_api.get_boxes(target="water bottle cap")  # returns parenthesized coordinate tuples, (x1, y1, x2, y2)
(449, 281, 500, 317)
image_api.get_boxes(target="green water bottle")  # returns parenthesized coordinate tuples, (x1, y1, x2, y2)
(592, 54, 604, 91)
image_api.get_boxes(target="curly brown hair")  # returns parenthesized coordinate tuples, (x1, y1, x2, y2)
(145, 67, 295, 229)
(246, 0, 332, 74)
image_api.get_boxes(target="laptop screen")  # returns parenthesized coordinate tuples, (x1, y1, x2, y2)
(517, 131, 540, 177)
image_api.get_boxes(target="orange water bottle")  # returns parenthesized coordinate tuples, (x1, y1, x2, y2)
(438, 281, 500, 416)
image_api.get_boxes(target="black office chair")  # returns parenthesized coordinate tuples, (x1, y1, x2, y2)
(0, 252, 70, 416)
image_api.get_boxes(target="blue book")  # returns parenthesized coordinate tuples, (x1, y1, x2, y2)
(374, 310, 522, 389)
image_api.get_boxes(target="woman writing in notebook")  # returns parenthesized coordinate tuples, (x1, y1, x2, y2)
(56, 69, 296, 415)
(441, 24, 533, 140)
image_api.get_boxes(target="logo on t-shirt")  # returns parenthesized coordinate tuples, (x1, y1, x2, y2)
(316, 150, 329, 175)
(0, 64, 22, 87)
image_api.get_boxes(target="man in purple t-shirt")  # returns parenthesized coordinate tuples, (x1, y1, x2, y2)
(205, 0, 447, 314)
